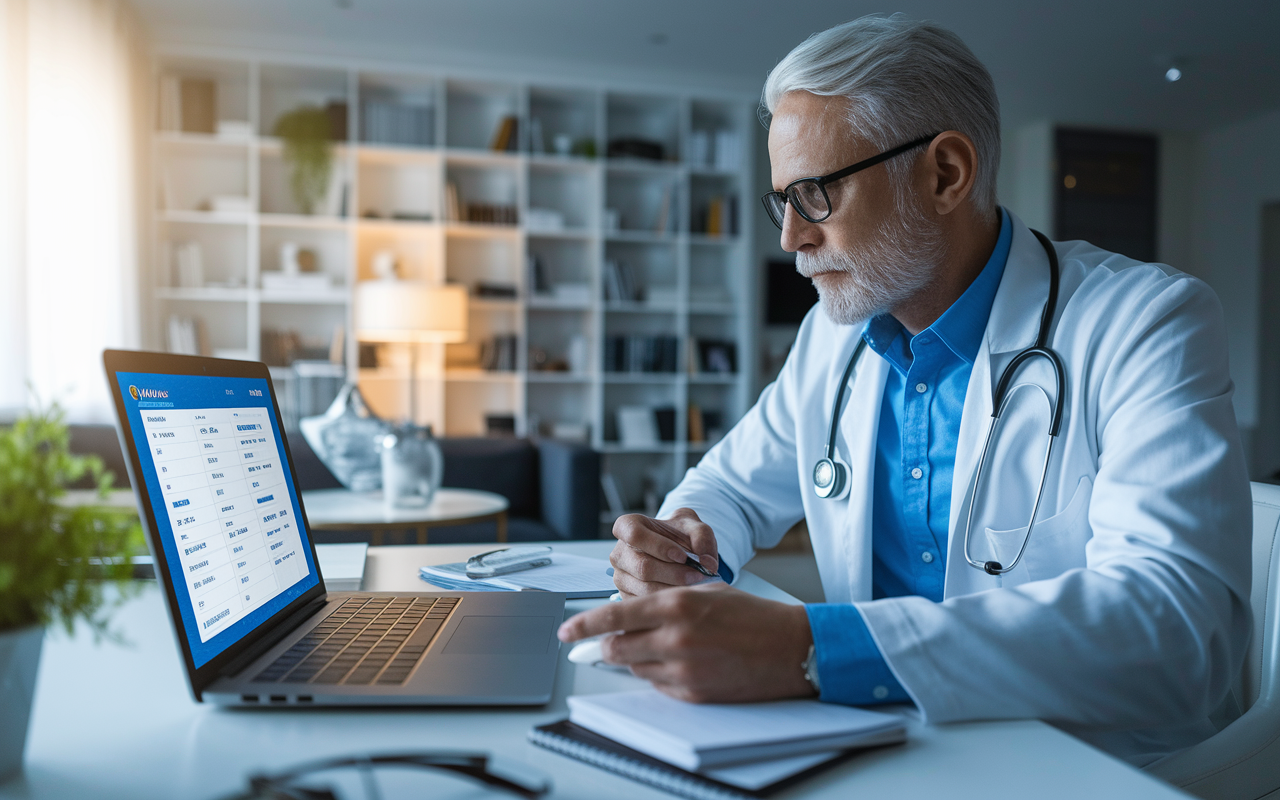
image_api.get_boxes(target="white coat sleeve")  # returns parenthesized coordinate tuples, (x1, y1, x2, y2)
(656, 316, 814, 579)
(858, 274, 1253, 731)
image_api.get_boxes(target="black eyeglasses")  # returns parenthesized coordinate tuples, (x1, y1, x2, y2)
(761, 133, 940, 230)
(219, 752, 551, 800)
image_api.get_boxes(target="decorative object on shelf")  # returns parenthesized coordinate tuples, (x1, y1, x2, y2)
(300, 383, 391, 492)
(696, 339, 738, 374)
(607, 137, 663, 161)
(355, 279, 469, 422)
(215, 119, 251, 139)
(279, 242, 318, 275)
(379, 424, 443, 509)
(475, 282, 518, 299)
(616, 405, 659, 447)
(171, 241, 203, 288)
(525, 208, 566, 232)
(261, 328, 329, 366)
(566, 334, 588, 374)
(485, 415, 517, 437)
(205, 195, 251, 214)
(553, 133, 572, 156)
(370, 249, 399, 280)
(272, 105, 334, 215)
(0, 404, 143, 780)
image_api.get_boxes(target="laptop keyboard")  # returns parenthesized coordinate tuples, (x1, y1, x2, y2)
(253, 595, 460, 686)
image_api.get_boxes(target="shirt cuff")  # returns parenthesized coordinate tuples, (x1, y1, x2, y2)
(805, 603, 910, 706)
(717, 559, 735, 584)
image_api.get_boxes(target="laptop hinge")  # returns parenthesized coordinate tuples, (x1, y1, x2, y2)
(219, 594, 330, 678)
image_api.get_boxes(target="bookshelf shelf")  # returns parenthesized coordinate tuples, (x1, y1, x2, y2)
(155, 287, 249, 302)
(259, 214, 350, 229)
(152, 52, 754, 529)
(159, 210, 249, 225)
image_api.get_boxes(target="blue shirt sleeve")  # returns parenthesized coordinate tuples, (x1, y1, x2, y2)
(805, 603, 910, 705)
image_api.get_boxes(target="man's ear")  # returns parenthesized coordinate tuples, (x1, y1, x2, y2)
(923, 131, 978, 216)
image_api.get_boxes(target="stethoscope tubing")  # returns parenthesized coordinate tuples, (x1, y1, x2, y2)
(813, 228, 1065, 577)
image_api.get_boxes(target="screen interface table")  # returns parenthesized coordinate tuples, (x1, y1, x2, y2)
(116, 372, 318, 668)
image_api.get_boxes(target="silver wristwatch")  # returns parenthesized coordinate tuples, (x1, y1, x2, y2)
(802, 644, 821, 694)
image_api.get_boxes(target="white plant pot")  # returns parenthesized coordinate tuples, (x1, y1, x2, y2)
(0, 624, 43, 781)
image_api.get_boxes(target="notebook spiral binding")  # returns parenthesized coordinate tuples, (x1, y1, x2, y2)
(528, 723, 751, 800)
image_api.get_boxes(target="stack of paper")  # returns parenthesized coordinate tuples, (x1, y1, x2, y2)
(419, 552, 615, 599)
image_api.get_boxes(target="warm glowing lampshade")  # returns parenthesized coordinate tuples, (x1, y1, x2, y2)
(355, 281, 468, 343)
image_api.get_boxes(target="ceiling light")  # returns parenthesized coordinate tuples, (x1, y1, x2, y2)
(1165, 66, 1182, 82)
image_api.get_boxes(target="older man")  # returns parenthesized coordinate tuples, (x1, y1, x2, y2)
(559, 14, 1251, 765)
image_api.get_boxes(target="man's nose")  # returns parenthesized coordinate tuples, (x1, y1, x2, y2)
(779, 203, 821, 253)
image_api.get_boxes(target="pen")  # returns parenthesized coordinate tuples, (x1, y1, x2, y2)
(683, 551, 717, 578)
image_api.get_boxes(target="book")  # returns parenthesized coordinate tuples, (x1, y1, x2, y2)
(566, 689, 905, 771)
(179, 78, 216, 134)
(490, 115, 518, 151)
(529, 719, 869, 800)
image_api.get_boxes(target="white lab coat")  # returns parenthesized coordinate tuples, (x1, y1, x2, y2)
(660, 212, 1252, 765)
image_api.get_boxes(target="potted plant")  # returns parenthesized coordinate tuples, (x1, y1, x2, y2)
(272, 105, 334, 215)
(0, 405, 142, 780)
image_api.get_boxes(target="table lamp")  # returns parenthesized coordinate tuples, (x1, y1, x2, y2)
(354, 280, 468, 423)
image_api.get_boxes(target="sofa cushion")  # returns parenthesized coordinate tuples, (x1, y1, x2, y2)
(438, 437, 540, 520)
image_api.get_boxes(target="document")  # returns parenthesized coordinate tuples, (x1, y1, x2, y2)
(420, 552, 616, 598)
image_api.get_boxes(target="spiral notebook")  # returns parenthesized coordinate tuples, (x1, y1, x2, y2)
(529, 720, 865, 800)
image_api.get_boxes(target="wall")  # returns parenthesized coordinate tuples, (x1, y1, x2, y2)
(1189, 109, 1280, 453)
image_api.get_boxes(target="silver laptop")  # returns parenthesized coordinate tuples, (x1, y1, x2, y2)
(103, 349, 564, 706)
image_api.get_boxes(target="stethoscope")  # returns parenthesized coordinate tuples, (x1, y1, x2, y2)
(812, 230, 1066, 576)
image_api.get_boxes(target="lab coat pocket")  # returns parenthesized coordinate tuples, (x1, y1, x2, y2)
(984, 475, 1093, 585)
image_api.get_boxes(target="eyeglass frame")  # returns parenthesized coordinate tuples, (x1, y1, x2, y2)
(760, 132, 941, 230)
(222, 752, 551, 800)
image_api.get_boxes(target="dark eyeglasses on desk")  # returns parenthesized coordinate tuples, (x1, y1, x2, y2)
(217, 752, 551, 800)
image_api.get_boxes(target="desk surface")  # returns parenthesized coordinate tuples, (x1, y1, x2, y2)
(2, 541, 1188, 800)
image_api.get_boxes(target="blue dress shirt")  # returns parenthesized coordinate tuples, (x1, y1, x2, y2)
(804, 208, 1012, 705)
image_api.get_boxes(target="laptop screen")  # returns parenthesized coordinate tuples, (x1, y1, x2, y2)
(114, 370, 319, 668)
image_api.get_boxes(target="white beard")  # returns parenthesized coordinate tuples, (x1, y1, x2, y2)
(796, 194, 946, 326)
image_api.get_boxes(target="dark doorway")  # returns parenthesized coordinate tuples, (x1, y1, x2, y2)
(1054, 129, 1159, 262)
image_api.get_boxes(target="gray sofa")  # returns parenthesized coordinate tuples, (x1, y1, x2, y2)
(69, 425, 600, 544)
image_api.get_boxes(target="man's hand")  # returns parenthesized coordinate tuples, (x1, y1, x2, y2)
(558, 583, 815, 704)
(610, 508, 720, 598)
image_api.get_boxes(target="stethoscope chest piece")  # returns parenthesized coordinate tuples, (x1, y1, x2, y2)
(812, 457, 847, 499)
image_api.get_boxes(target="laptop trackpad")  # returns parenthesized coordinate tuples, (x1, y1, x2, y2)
(441, 616, 556, 655)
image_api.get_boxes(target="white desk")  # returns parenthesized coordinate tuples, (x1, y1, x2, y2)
(2, 541, 1188, 799)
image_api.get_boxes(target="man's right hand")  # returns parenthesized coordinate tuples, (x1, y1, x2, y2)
(609, 508, 720, 597)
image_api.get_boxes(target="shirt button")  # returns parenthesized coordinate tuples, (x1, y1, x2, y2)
(915, 382, 927, 393)
(910, 467, 923, 480)
(872, 685, 890, 700)
(921, 551, 935, 564)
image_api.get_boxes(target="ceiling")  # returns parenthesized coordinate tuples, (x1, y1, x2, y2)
(130, 0, 1280, 133)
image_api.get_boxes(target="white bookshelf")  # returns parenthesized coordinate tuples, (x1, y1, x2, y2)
(151, 52, 755, 524)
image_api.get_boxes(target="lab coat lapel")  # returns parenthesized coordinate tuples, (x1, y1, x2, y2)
(945, 214, 1053, 596)
(837, 335, 888, 603)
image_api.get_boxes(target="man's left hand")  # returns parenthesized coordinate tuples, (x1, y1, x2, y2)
(557, 583, 816, 704)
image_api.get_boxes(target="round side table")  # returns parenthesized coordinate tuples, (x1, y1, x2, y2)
(301, 487, 510, 545)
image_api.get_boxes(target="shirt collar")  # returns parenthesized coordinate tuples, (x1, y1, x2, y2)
(862, 207, 1012, 367)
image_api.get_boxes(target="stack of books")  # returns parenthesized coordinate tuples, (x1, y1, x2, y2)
(603, 336, 679, 373)
(530, 689, 905, 799)
(361, 99, 434, 147)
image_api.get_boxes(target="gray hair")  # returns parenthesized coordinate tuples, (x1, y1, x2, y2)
(762, 14, 1000, 217)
